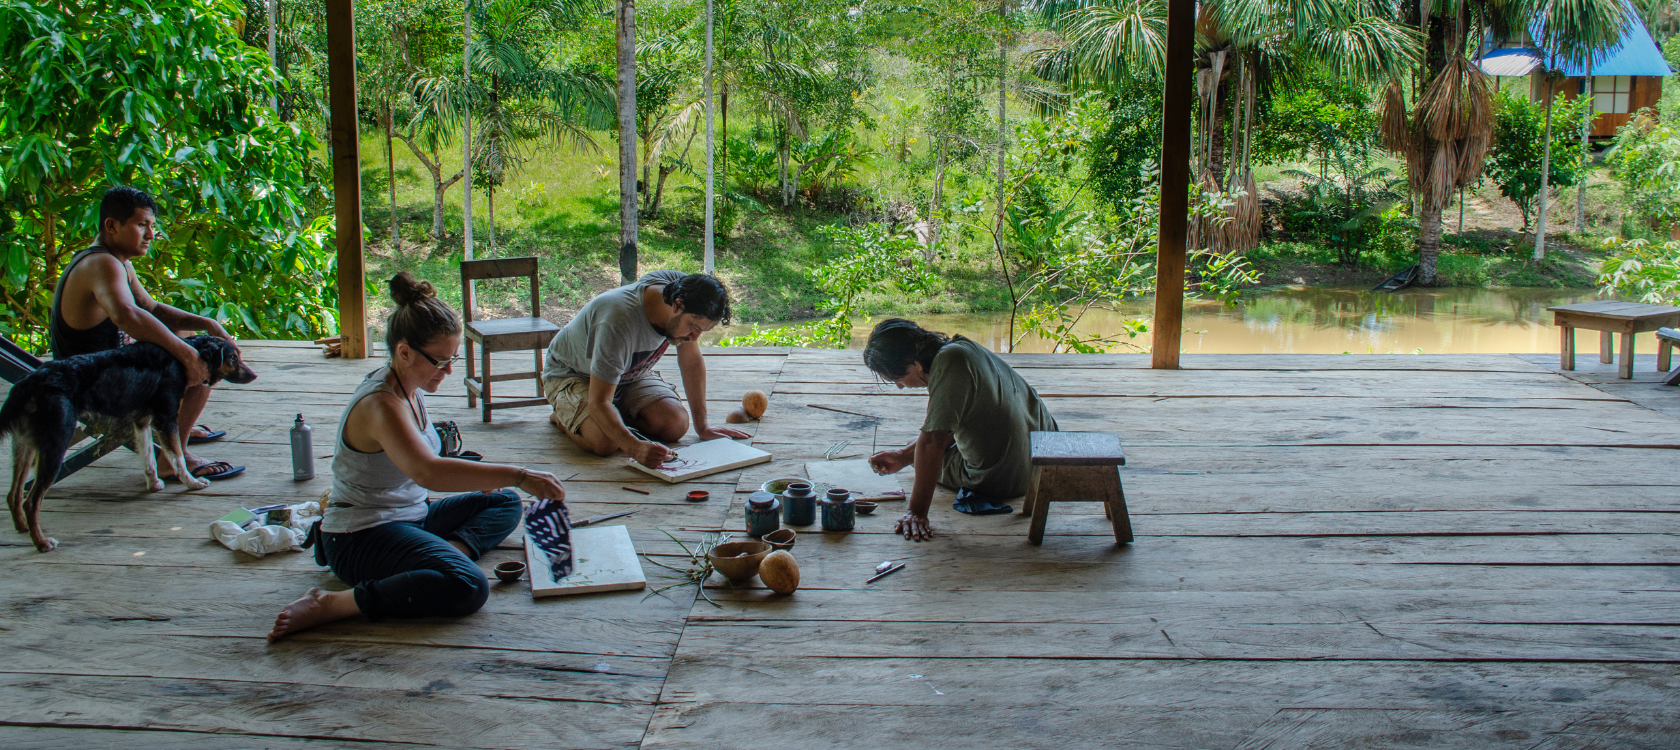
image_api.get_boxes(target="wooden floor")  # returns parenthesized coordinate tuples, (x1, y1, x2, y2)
(3, 342, 1678, 749)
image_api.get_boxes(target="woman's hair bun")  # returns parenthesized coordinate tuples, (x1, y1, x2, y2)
(388, 270, 437, 307)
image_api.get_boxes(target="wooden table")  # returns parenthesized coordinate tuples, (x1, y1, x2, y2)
(1548, 301, 1680, 378)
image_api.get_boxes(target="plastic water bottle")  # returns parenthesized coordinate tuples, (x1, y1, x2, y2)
(290, 414, 315, 481)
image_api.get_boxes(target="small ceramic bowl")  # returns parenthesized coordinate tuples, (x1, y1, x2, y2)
(759, 477, 806, 495)
(762, 528, 797, 551)
(686, 490, 710, 502)
(854, 501, 878, 515)
(708, 540, 772, 582)
(493, 561, 526, 583)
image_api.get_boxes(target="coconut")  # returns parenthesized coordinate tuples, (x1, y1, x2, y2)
(759, 550, 800, 594)
(742, 390, 769, 419)
(725, 407, 750, 424)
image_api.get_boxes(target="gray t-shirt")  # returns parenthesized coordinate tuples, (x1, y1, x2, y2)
(543, 270, 686, 384)
(922, 337, 1058, 498)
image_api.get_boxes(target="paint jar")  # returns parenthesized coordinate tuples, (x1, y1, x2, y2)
(744, 490, 781, 538)
(820, 487, 856, 532)
(780, 482, 817, 526)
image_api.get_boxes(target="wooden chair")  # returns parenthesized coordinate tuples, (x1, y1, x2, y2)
(1022, 431, 1133, 546)
(461, 257, 561, 422)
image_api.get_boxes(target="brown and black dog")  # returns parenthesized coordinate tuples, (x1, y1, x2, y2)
(0, 335, 257, 551)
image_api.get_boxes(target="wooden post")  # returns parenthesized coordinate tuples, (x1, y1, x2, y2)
(1150, 0, 1195, 369)
(325, 0, 366, 359)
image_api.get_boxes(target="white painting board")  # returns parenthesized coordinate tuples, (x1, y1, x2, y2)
(526, 524, 646, 599)
(627, 437, 771, 483)
(805, 459, 906, 498)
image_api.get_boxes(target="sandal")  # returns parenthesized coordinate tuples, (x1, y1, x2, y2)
(164, 460, 246, 483)
(188, 424, 227, 445)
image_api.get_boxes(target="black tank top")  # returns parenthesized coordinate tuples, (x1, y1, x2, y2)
(50, 245, 124, 359)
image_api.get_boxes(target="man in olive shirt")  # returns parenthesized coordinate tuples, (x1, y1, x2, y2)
(864, 318, 1058, 541)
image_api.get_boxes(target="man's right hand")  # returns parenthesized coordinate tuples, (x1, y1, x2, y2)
(869, 449, 910, 475)
(517, 469, 567, 502)
(629, 440, 675, 468)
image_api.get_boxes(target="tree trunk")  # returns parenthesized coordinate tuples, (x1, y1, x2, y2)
(1575, 69, 1592, 233)
(1534, 84, 1555, 261)
(930, 138, 947, 240)
(995, 0, 1007, 233)
(1207, 80, 1226, 190)
(720, 86, 729, 209)
(651, 163, 675, 217)
(1418, 201, 1442, 284)
(395, 132, 462, 241)
(486, 184, 496, 253)
(385, 101, 398, 255)
(703, 0, 714, 273)
(616, 0, 638, 283)
(778, 125, 790, 207)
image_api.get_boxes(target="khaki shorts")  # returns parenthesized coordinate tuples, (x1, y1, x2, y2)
(544, 373, 680, 435)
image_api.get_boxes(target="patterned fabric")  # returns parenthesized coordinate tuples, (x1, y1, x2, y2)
(525, 497, 575, 579)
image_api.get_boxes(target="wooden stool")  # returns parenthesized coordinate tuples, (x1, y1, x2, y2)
(461, 257, 561, 422)
(1022, 431, 1133, 546)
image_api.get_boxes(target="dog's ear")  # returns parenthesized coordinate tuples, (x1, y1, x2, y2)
(203, 340, 226, 382)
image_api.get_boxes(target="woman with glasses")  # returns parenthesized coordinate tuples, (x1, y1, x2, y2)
(269, 271, 567, 641)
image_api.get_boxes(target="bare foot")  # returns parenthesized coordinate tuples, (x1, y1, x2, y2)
(267, 587, 360, 642)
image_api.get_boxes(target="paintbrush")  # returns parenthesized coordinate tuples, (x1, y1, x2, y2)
(866, 562, 906, 583)
(574, 510, 637, 527)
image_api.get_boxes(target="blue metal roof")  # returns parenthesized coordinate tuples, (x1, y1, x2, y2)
(1529, 8, 1673, 76)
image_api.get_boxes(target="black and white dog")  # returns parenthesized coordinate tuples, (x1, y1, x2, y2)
(0, 335, 257, 551)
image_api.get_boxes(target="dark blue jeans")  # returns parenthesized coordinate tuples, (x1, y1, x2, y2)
(319, 489, 521, 620)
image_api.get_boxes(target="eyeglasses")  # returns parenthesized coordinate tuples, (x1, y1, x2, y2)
(417, 349, 462, 369)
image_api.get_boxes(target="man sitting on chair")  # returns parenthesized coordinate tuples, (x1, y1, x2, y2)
(49, 186, 244, 482)
(542, 271, 749, 467)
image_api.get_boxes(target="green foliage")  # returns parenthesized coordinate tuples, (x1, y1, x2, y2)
(1251, 72, 1379, 167)
(1607, 118, 1680, 237)
(1087, 77, 1164, 212)
(717, 223, 931, 348)
(1599, 237, 1680, 304)
(1269, 152, 1404, 267)
(0, 0, 337, 351)
(1485, 88, 1593, 231)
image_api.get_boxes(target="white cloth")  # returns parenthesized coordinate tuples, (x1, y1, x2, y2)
(208, 501, 323, 558)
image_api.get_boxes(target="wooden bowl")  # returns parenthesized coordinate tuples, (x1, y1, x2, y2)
(762, 528, 797, 551)
(708, 541, 772, 582)
(493, 561, 526, 583)
(853, 501, 878, 515)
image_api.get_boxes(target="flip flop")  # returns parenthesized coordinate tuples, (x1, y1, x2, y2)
(952, 487, 1013, 515)
(188, 424, 227, 445)
(164, 461, 246, 483)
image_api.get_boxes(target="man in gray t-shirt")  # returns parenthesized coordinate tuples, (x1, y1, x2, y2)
(542, 271, 749, 466)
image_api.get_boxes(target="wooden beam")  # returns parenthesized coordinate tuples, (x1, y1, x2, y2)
(325, 0, 367, 359)
(1151, 0, 1195, 370)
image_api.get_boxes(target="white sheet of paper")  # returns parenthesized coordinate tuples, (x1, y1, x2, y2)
(805, 459, 906, 498)
(627, 437, 772, 483)
(526, 524, 646, 599)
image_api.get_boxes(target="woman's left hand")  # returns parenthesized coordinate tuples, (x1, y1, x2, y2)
(698, 426, 751, 441)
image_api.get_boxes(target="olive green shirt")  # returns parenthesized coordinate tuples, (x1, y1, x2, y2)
(921, 338, 1058, 498)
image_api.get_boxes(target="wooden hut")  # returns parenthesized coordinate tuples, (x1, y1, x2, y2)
(1478, 12, 1672, 138)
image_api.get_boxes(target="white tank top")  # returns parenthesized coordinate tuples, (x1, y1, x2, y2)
(321, 367, 441, 533)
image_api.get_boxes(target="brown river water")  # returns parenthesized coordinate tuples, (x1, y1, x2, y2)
(709, 286, 1632, 355)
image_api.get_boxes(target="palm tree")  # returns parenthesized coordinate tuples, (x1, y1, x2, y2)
(1034, 0, 1416, 252)
(617, 0, 638, 283)
(1526, 0, 1628, 260)
(1379, 0, 1626, 280)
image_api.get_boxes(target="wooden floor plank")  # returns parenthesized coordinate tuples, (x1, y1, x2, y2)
(7, 343, 1680, 749)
